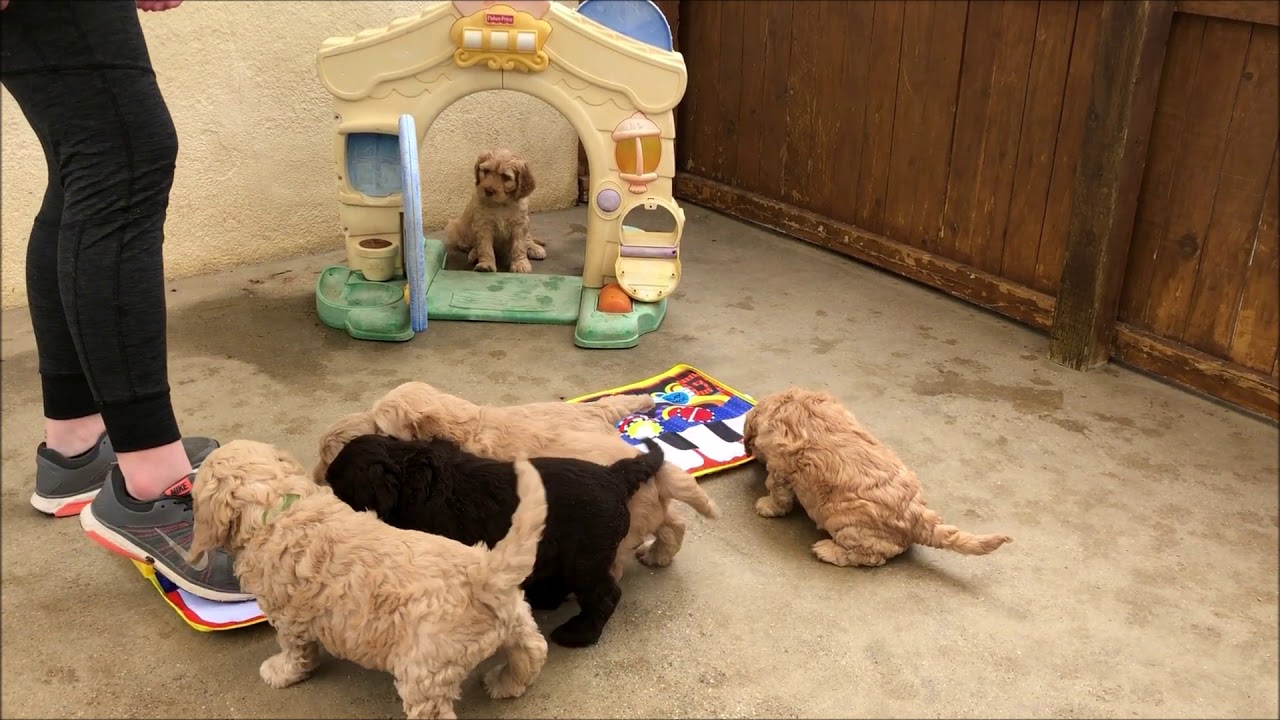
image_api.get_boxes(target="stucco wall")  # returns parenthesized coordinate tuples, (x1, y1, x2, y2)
(0, 1, 579, 310)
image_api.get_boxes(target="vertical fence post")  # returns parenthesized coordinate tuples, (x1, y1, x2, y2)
(1049, 0, 1175, 370)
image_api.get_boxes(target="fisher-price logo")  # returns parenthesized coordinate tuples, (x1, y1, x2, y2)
(485, 13, 515, 25)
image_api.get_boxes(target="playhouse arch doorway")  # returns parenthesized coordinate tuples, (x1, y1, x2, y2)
(413, 88, 591, 275)
(407, 81, 616, 283)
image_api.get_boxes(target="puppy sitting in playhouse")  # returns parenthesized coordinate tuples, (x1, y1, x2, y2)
(312, 0, 687, 350)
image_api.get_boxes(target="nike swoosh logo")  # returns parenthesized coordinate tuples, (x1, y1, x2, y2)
(156, 529, 209, 572)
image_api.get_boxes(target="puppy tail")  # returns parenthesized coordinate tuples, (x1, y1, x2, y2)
(655, 462, 719, 520)
(609, 439, 666, 497)
(476, 456, 547, 600)
(910, 503, 1012, 556)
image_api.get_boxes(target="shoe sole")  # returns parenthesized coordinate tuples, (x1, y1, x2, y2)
(30, 488, 100, 518)
(79, 504, 254, 603)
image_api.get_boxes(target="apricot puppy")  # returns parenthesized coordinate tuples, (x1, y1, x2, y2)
(744, 388, 1012, 567)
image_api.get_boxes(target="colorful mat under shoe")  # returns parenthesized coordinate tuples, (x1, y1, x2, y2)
(132, 560, 266, 632)
(569, 364, 757, 477)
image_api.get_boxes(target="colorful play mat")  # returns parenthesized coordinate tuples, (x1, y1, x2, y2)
(569, 364, 757, 477)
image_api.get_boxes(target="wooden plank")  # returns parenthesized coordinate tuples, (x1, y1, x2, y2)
(911, 1, 969, 255)
(675, 173, 1056, 329)
(969, 0, 1041, 274)
(733, 4, 770, 194)
(1141, 18, 1253, 339)
(753, 1, 795, 198)
(712, 2, 745, 184)
(808, 1, 857, 219)
(675, 1, 722, 178)
(780, 1, 824, 208)
(1183, 28, 1280, 355)
(1113, 324, 1280, 420)
(1002, 0, 1080, 287)
(671, 173, 1280, 421)
(940, 0, 1006, 265)
(821, 0, 876, 225)
(854, 0, 906, 235)
(1034, 0, 1103, 293)
(882, 0, 938, 244)
(1176, 0, 1280, 27)
(1227, 149, 1280, 371)
(1049, 0, 1176, 369)
(1118, 14, 1208, 326)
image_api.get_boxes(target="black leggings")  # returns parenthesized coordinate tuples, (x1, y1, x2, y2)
(2, 1, 181, 452)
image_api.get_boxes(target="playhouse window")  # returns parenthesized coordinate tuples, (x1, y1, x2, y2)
(462, 28, 539, 54)
(345, 133, 402, 198)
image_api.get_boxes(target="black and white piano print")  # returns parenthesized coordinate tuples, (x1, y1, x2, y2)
(630, 414, 750, 474)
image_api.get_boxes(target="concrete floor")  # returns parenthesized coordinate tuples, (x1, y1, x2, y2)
(2, 206, 1277, 719)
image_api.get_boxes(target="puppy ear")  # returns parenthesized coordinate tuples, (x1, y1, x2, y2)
(514, 159, 536, 199)
(474, 151, 493, 185)
(189, 476, 234, 563)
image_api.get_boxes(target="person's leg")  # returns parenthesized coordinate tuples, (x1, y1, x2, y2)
(21, 118, 118, 517)
(1, 0, 247, 601)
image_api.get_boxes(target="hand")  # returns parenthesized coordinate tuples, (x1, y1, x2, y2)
(0, 0, 9, 10)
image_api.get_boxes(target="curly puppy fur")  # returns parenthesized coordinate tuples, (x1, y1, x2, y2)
(445, 149, 544, 273)
(313, 410, 379, 483)
(367, 381, 719, 576)
(743, 388, 1013, 567)
(189, 440, 549, 720)
(312, 388, 647, 483)
(326, 434, 666, 647)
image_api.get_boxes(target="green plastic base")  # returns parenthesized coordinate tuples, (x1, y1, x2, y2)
(316, 267, 413, 342)
(427, 270, 582, 323)
(314, 237, 668, 347)
(573, 289, 667, 349)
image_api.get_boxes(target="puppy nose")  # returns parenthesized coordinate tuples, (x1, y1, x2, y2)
(483, 187, 496, 197)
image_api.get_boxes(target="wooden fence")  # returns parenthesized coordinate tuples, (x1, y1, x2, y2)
(662, 0, 1279, 419)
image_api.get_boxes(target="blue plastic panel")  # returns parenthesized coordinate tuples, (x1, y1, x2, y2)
(577, 0, 673, 51)
(346, 132, 402, 197)
(398, 116, 428, 334)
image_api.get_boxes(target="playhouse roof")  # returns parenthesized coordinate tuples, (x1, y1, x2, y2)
(317, 1, 687, 114)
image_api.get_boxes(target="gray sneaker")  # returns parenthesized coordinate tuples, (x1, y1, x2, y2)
(31, 432, 116, 517)
(79, 439, 252, 603)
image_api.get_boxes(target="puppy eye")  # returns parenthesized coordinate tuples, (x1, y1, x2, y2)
(501, 173, 515, 183)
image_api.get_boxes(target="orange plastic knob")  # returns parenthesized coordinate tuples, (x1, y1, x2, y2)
(597, 283, 633, 314)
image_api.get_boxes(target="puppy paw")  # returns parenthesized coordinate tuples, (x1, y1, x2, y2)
(510, 258, 533, 273)
(473, 260, 497, 272)
(811, 539, 885, 567)
(527, 244, 547, 260)
(549, 622, 602, 648)
(483, 664, 529, 699)
(637, 543, 675, 568)
(259, 653, 311, 689)
(755, 496, 791, 518)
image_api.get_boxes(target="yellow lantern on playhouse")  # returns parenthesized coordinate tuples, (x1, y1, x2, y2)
(612, 111, 662, 194)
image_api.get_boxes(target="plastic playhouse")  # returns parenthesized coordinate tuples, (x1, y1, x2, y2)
(313, 0, 688, 349)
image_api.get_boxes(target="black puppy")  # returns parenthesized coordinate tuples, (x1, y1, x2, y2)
(324, 433, 664, 648)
